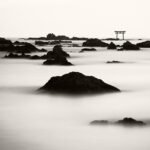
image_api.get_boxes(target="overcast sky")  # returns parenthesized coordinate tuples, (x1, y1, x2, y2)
(0, 0, 150, 38)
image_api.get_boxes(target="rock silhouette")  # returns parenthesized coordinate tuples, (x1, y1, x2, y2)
(106, 61, 122, 64)
(80, 48, 96, 52)
(43, 45, 72, 65)
(4, 53, 30, 59)
(82, 39, 108, 47)
(0, 40, 40, 53)
(107, 42, 117, 49)
(0, 37, 14, 51)
(122, 41, 140, 50)
(90, 118, 146, 126)
(136, 41, 150, 48)
(35, 41, 49, 46)
(40, 72, 120, 94)
(43, 57, 72, 66)
(90, 120, 109, 125)
(116, 118, 145, 126)
(0, 37, 12, 45)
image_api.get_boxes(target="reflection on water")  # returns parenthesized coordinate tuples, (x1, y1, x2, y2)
(0, 49, 150, 150)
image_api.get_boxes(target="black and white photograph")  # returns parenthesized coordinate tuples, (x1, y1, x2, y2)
(0, 0, 150, 150)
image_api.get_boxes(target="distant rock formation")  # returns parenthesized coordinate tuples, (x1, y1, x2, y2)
(116, 118, 145, 126)
(90, 117, 146, 126)
(106, 60, 122, 64)
(90, 120, 109, 125)
(30, 54, 47, 59)
(40, 72, 120, 94)
(136, 41, 150, 48)
(47, 33, 70, 40)
(107, 42, 117, 49)
(28, 33, 89, 41)
(50, 40, 61, 45)
(121, 41, 140, 50)
(4, 53, 30, 59)
(35, 41, 49, 46)
(82, 39, 108, 47)
(80, 48, 96, 52)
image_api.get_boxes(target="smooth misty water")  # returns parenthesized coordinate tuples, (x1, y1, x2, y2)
(0, 47, 150, 150)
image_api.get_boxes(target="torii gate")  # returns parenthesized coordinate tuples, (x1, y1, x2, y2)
(115, 31, 126, 40)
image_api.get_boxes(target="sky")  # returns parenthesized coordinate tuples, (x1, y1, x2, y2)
(0, 0, 150, 38)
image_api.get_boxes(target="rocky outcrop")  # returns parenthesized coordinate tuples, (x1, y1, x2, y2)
(90, 120, 109, 125)
(107, 42, 117, 49)
(0, 37, 12, 45)
(43, 45, 71, 65)
(116, 118, 145, 126)
(90, 117, 146, 126)
(35, 41, 49, 46)
(106, 61, 122, 64)
(40, 72, 120, 94)
(1, 40, 40, 53)
(4, 53, 30, 59)
(30, 54, 47, 59)
(82, 39, 108, 47)
(80, 48, 96, 52)
(121, 41, 140, 50)
(47, 33, 70, 40)
(136, 41, 150, 48)
(0, 38, 13, 51)
(43, 57, 72, 66)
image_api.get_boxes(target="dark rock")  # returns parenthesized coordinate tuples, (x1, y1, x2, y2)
(106, 61, 122, 64)
(107, 42, 117, 49)
(71, 37, 88, 40)
(14, 42, 38, 53)
(4, 53, 30, 59)
(47, 33, 70, 40)
(47, 45, 70, 58)
(116, 118, 146, 126)
(40, 72, 120, 94)
(122, 41, 140, 50)
(1, 40, 39, 53)
(50, 40, 61, 45)
(28, 37, 47, 40)
(35, 41, 49, 46)
(0, 38, 13, 51)
(43, 45, 72, 65)
(80, 48, 96, 52)
(0, 37, 12, 45)
(90, 120, 109, 125)
(29, 55, 47, 60)
(82, 39, 108, 47)
(136, 41, 150, 48)
(38, 48, 47, 52)
(43, 57, 72, 66)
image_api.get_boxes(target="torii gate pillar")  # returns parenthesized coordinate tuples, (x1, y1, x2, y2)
(115, 31, 126, 40)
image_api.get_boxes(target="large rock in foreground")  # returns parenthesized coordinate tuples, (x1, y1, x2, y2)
(40, 72, 120, 94)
